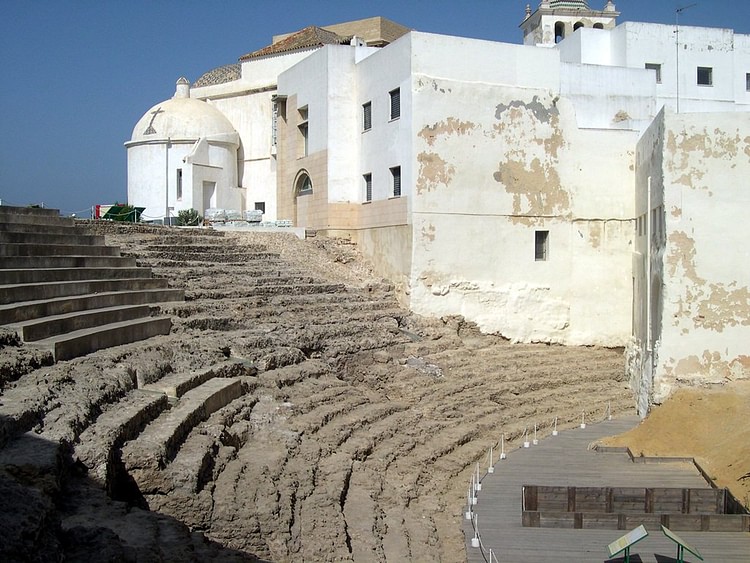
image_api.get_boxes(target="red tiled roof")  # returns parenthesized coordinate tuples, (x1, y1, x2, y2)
(239, 26, 351, 61)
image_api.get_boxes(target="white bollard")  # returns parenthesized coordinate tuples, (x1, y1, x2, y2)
(532, 423, 538, 446)
(607, 401, 612, 420)
(488, 445, 494, 473)
(471, 515, 480, 548)
(523, 427, 530, 448)
(500, 433, 507, 460)
(580, 411, 586, 429)
(465, 489, 473, 520)
(552, 416, 558, 436)
(475, 463, 482, 491)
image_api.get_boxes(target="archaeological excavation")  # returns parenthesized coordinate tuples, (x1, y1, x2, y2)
(0, 206, 639, 561)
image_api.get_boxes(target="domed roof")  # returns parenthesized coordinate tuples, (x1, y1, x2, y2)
(130, 78, 236, 143)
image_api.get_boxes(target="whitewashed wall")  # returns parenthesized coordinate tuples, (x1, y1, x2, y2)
(407, 32, 636, 345)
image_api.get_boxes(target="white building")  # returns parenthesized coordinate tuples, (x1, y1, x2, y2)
(127, 2, 750, 413)
(125, 78, 242, 221)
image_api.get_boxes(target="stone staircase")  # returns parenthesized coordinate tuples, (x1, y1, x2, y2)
(0, 205, 184, 361)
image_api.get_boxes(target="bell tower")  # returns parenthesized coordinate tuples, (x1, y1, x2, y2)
(520, 1, 619, 47)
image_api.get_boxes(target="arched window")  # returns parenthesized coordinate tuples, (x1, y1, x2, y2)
(593, 23, 604, 29)
(573, 21, 584, 31)
(554, 22, 565, 43)
(295, 171, 313, 196)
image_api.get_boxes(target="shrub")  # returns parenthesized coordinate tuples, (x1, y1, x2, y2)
(177, 208, 202, 226)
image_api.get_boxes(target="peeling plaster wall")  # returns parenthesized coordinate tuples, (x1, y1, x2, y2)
(408, 33, 636, 346)
(631, 108, 666, 415)
(648, 111, 750, 404)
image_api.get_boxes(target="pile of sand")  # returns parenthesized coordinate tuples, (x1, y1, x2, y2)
(604, 380, 750, 509)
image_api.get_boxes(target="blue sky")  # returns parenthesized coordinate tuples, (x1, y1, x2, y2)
(1, 1, 747, 215)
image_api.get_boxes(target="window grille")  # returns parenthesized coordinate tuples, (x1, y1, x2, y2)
(390, 166, 401, 197)
(389, 88, 400, 120)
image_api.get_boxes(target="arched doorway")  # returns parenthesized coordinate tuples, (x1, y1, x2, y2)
(292, 169, 313, 227)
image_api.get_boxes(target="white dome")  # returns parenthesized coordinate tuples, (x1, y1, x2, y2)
(130, 78, 236, 143)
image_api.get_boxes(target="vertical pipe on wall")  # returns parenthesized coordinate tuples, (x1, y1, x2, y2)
(646, 175, 652, 354)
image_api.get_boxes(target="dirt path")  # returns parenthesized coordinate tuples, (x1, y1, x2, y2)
(1, 224, 635, 561)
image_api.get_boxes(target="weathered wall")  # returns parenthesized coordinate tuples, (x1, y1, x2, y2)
(407, 33, 636, 345)
(630, 107, 666, 415)
(651, 111, 750, 402)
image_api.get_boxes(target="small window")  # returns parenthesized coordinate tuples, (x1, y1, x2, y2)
(573, 21, 584, 31)
(176, 168, 183, 201)
(697, 66, 713, 86)
(746, 73, 750, 92)
(645, 63, 662, 84)
(535, 230, 549, 261)
(363, 102, 372, 131)
(298, 123, 308, 157)
(390, 166, 401, 197)
(593, 23, 604, 30)
(363, 173, 372, 202)
(254, 202, 265, 213)
(389, 88, 400, 120)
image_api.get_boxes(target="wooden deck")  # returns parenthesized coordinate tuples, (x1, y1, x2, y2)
(463, 417, 750, 562)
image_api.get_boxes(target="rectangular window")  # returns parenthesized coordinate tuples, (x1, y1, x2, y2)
(645, 63, 662, 84)
(390, 166, 401, 197)
(254, 202, 265, 213)
(535, 230, 549, 261)
(746, 73, 750, 92)
(363, 102, 372, 131)
(697, 66, 713, 86)
(176, 168, 183, 200)
(389, 88, 400, 120)
(363, 173, 372, 202)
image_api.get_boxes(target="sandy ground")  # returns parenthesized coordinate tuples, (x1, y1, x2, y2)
(603, 380, 750, 509)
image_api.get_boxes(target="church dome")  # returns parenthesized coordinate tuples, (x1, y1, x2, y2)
(129, 77, 236, 143)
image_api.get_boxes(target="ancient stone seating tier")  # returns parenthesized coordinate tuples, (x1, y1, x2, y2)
(0, 205, 184, 361)
(522, 484, 750, 532)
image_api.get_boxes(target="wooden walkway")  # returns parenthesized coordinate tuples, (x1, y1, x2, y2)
(463, 417, 750, 562)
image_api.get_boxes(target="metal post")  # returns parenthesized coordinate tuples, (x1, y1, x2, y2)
(676, 4, 698, 113)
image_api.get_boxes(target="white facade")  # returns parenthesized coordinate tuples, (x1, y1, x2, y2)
(128, 4, 750, 412)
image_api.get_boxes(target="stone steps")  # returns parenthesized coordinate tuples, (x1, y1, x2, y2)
(29, 316, 174, 361)
(9, 304, 154, 341)
(74, 390, 170, 490)
(0, 255, 138, 269)
(0, 221, 78, 235)
(0, 267, 151, 285)
(0, 277, 169, 305)
(1, 288, 184, 323)
(121, 377, 246, 494)
(0, 205, 183, 362)
(0, 230, 105, 246)
(0, 242, 122, 257)
(142, 360, 256, 399)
